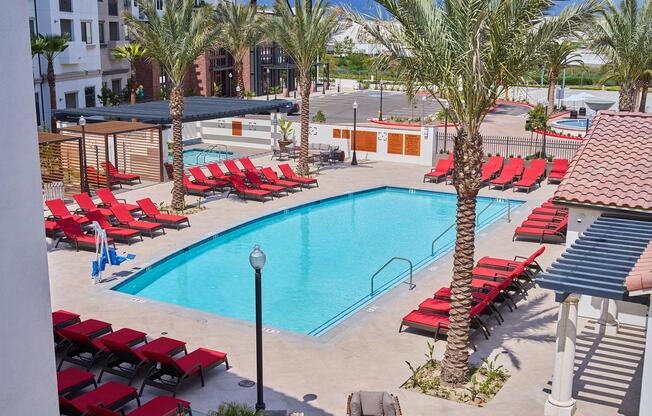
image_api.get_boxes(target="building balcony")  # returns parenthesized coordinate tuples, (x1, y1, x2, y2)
(58, 42, 86, 65)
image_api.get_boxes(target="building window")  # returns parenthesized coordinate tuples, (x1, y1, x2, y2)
(35, 93, 41, 126)
(155, 0, 164, 10)
(65, 92, 78, 109)
(111, 79, 121, 93)
(81, 21, 92, 44)
(29, 18, 36, 37)
(85, 87, 96, 108)
(98, 21, 105, 44)
(109, 22, 120, 41)
(60, 19, 73, 40)
(108, 0, 119, 16)
(59, 0, 73, 12)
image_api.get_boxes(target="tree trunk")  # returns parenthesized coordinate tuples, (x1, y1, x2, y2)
(169, 85, 186, 210)
(639, 79, 649, 112)
(546, 71, 557, 116)
(234, 59, 245, 98)
(47, 59, 58, 132)
(619, 79, 636, 111)
(297, 70, 311, 176)
(440, 128, 483, 386)
(130, 62, 137, 105)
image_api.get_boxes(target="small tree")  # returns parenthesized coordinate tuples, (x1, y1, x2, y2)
(112, 43, 146, 105)
(31, 34, 70, 131)
(542, 41, 583, 115)
(279, 117, 294, 141)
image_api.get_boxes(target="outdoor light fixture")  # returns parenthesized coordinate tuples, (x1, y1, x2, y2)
(421, 95, 427, 125)
(79, 116, 89, 193)
(379, 79, 384, 121)
(266, 68, 271, 101)
(248, 245, 266, 411)
(443, 102, 449, 152)
(351, 101, 358, 166)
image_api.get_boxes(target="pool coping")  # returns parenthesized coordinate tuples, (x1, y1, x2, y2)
(110, 186, 524, 337)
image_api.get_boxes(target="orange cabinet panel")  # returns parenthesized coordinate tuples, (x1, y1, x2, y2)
(232, 120, 243, 136)
(387, 133, 404, 155)
(404, 134, 421, 156)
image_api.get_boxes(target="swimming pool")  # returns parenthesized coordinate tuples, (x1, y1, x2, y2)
(550, 118, 591, 130)
(114, 187, 520, 336)
(169, 149, 238, 166)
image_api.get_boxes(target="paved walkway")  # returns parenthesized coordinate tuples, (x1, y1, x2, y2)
(47, 156, 633, 415)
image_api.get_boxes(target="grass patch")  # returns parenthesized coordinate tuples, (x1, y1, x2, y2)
(157, 197, 207, 215)
(402, 343, 509, 407)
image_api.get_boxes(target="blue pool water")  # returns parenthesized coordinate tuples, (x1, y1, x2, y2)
(114, 188, 520, 335)
(169, 149, 238, 166)
(552, 118, 591, 129)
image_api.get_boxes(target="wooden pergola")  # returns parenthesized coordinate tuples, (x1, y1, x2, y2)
(38, 131, 83, 198)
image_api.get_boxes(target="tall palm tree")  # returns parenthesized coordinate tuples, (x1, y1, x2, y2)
(112, 43, 146, 104)
(590, 0, 652, 111)
(265, 0, 341, 176)
(543, 41, 583, 116)
(351, 0, 599, 386)
(124, 0, 217, 210)
(214, 1, 263, 98)
(31, 34, 69, 131)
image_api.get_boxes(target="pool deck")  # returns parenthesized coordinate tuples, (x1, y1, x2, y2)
(47, 156, 637, 415)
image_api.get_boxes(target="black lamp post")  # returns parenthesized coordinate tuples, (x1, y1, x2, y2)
(351, 101, 358, 165)
(266, 68, 270, 101)
(443, 103, 449, 153)
(79, 116, 90, 194)
(379, 80, 383, 121)
(228, 72, 233, 97)
(249, 245, 266, 412)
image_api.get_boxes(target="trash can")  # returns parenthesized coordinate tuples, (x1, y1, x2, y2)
(570, 110, 578, 119)
(579, 107, 586, 116)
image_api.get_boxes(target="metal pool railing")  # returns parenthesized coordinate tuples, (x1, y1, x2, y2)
(370, 257, 415, 296)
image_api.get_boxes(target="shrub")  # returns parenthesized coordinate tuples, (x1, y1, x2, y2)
(312, 110, 327, 123)
(208, 402, 258, 416)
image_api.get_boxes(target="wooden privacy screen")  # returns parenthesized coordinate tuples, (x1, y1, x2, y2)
(232, 120, 243, 136)
(81, 133, 110, 191)
(39, 139, 82, 197)
(353, 130, 378, 152)
(405, 134, 421, 156)
(114, 129, 162, 182)
(333, 128, 341, 138)
(387, 133, 404, 155)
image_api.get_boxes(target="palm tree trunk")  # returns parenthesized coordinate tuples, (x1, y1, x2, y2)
(47, 59, 58, 132)
(639, 79, 649, 112)
(297, 70, 311, 176)
(546, 72, 557, 116)
(169, 85, 186, 210)
(235, 60, 245, 98)
(130, 61, 137, 105)
(440, 128, 483, 386)
(619, 79, 636, 111)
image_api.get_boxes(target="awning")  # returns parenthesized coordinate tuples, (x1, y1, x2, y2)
(54, 96, 292, 124)
(538, 215, 652, 302)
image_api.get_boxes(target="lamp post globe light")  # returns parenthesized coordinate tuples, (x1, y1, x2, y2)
(228, 72, 233, 97)
(249, 245, 266, 412)
(79, 116, 89, 193)
(351, 101, 358, 166)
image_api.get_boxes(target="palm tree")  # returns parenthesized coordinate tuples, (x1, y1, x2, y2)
(213, 1, 263, 99)
(112, 43, 146, 104)
(265, 0, 341, 176)
(542, 41, 583, 116)
(351, 0, 599, 386)
(124, 0, 217, 210)
(590, 0, 652, 111)
(31, 34, 69, 131)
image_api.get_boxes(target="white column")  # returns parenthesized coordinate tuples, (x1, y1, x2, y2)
(545, 295, 579, 416)
(639, 301, 652, 413)
(596, 298, 619, 335)
(0, 2, 58, 415)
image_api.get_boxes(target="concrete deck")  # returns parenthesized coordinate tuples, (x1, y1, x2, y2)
(47, 156, 637, 415)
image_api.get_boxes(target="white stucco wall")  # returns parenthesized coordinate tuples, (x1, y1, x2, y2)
(0, 3, 58, 415)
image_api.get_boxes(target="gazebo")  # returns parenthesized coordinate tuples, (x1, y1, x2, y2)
(38, 131, 82, 198)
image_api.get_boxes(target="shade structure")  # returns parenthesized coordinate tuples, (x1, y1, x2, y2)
(38, 132, 83, 198)
(54, 96, 292, 124)
(538, 215, 652, 302)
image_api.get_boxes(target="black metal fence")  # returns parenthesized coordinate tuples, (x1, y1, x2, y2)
(434, 132, 583, 160)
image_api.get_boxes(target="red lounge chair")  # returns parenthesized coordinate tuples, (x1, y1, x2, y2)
(489, 158, 524, 190)
(140, 347, 229, 396)
(101, 161, 141, 185)
(224, 159, 246, 177)
(45, 219, 62, 238)
(86, 165, 122, 189)
(278, 163, 318, 187)
(55, 217, 115, 251)
(99, 336, 187, 385)
(73, 192, 114, 217)
(245, 171, 288, 196)
(46, 199, 90, 226)
(399, 301, 491, 341)
(53, 310, 81, 329)
(206, 162, 230, 181)
(96, 188, 140, 213)
(57, 318, 113, 340)
(477, 246, 545, 276)
(86, 210, 143, 244)
(58, 327, 147, 371)
(188, 166, 229, 190)
(547, 159, 568, 184)
(423, 158, 452, 183)
(528, 213, 566, 222)
(532, 207, 567, 216)
(111, 205, 165, 238)
(58, 368, 97, 396)
(513, 159, 547, 192)
(261, 167, 302, 191)
(58, 381, 139, 416)
(228, 176, 273, 202)
(183, 174, 213, 197)
(513, 218, 568, 243)
(136, 198, 190, 230)
(88, 396, 191, 416)
(239, 157, 263, 173)
(520, 219, 562, 229)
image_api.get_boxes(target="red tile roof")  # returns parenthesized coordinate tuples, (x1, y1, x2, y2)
(554, 111, 652, 212)
(625, 240, 652, 292)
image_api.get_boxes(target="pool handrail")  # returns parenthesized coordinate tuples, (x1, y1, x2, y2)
(370, 257, 414, 296)
(195, 144, 229, 166)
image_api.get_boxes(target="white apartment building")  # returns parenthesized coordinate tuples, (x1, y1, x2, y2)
(98, 0, 133, 95)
